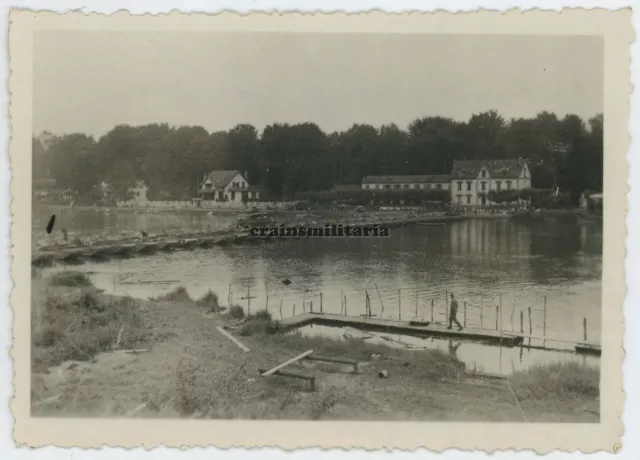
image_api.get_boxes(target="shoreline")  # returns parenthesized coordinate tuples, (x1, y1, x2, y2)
(31, 274, 600, 421)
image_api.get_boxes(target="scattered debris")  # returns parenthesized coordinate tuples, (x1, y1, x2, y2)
(126, 403, 147, 417)
(33, 394, 62, 407)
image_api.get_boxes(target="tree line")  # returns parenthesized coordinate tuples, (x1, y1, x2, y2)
(33, 110, 603, 203)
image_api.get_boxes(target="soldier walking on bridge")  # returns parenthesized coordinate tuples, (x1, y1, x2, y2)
(447, 293, 463, 331)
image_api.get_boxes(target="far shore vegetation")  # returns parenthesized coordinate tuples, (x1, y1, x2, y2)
(34, 111, 602, 205)
(31, 272, 599, 421)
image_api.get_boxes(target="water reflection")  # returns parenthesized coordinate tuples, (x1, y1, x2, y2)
(295, 325, 600, 376)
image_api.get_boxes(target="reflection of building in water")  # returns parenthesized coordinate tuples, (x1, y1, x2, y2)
(579, 223, 604, 254)
(450, 220, 530, 258)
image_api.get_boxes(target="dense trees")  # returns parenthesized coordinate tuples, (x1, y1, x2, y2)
(33, 111, 603, 203)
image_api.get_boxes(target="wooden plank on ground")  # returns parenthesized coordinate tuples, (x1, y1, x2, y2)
(216, 326, 250, 353)
(261, 349, 314, 376)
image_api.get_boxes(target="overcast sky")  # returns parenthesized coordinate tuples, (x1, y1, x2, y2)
(33, 32, 603, 138)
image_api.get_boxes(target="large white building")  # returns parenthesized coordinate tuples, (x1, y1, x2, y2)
(450, 159, 531, 207)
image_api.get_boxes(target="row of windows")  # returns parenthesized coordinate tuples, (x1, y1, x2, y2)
(364, 183, 445, 190)
(232, 181, 246, 189)
(456, 180, 514, 192)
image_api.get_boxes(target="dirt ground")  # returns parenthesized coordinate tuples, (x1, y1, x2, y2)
(30, 280, 599, 422)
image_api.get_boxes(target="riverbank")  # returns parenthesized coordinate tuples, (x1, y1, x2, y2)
(31, 272, 600, 421)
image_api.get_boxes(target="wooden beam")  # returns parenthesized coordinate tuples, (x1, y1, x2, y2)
(261, 349, 314, 376)
(215, 326, 250, 353)
(257, 368, 316, 391)
(305, 354, 358, 373)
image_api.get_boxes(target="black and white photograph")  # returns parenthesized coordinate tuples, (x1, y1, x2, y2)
(9, 9, 630, 452)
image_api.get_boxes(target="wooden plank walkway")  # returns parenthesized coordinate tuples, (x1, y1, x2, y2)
(280, 312, 524, 347)
(31, 231, 251, 264)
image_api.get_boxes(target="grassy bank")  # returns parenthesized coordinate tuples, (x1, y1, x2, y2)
(31, 277, 599, 421)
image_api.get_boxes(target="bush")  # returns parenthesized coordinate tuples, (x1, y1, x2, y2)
(49, 271, 93, 287)
(238, 312, 283, 336)
(228, 305, 245, 319)
(158, 286, 192, 303)
(196, 290, 220, 311)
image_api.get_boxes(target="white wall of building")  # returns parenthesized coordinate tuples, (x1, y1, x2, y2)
(362, 182, 450, 191)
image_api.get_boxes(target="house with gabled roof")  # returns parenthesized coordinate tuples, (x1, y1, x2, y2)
(197, 169, 262, 203)
(450, 159, 531, 207)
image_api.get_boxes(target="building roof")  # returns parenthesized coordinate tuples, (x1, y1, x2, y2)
(202, 170, 243, 190)
(333, 184, 362, 192)
(451, 159, 528, 179)
(362, 175, 450, 184)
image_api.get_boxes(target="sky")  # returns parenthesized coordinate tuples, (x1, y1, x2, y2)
(33, 32, 604, 138)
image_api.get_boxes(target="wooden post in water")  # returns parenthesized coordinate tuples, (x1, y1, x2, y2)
(583, 317, 588, 341)
(464, 301, 467, 327)
(310, 301, 313, 313)
(520, 310, 524, 334)
(415, 285, 419, 319)
(528, 306, 533, 334)
(398, 289, 402, 321)
(445, 290, 449, 324)
(511, 299, 515, 332)
(480, 296, 484, 329)
(495, 305, 499, 330)
(431, 298, 434, 323)
(293, 303, 296, 316)
(375, 283, 385, 318)
(344, 295, 348, 316)
(543, 296, 547, 342)
(320, 293, 323, 314)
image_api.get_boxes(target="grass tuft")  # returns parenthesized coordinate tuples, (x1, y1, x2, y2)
(196, 289, 221, 311)
(31, 289, 148, 372)
(509, 361, 600, 402)
(237, 311, 283, 336)
(228, 305, 245, 319)
(157, 286, 192, 303)
(49, 271, 93, 287)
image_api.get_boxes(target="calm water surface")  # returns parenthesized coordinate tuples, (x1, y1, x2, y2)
(36, 206, 603, 373)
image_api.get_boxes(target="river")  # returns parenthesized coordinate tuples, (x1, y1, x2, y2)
(34, 205, 603, 374)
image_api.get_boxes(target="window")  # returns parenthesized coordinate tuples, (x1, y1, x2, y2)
(426, 183, 432, 190)
(403, 184, 410, 189)
(385, 185, 391, 189)
(496, 181, 502, 191)
(241, 182, 246, 189)
(395, 184, 401, 189)
(466, 195, 471, 204)
(457, 181, 462, 191)
(466, 181, 472, 191)
(481, 170, 486, 178)
(376, 184, 381, 190)
(230, 191, 236, 200)
(457, 195, 462, 204)
(506, 181, 512, 190)
(418, 184, 423, 189)
(481, 181, 486, 191)
(435, 184, 442, 190)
